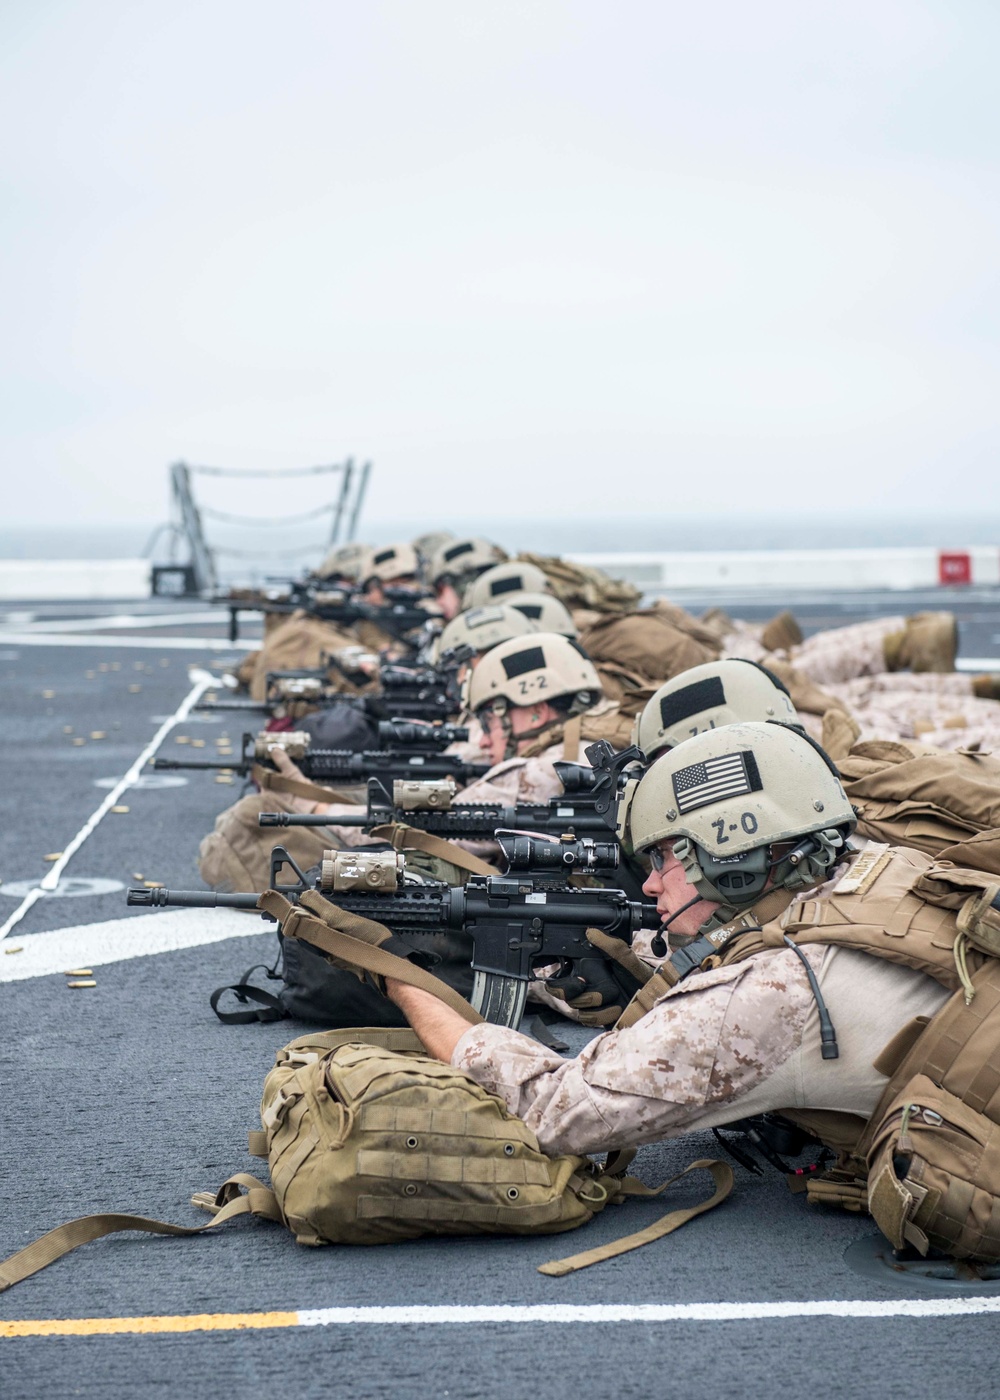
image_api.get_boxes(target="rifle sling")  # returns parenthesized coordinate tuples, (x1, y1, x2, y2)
(562, 714, 582, 764)
(258, 889, 485, 1026)
(252, 763, 360, 806)
(369, 823, 498, 877)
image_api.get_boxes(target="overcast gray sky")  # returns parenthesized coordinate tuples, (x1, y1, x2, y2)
(2, 0, 998, 531)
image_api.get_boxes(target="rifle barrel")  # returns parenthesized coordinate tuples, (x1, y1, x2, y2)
(152, 757, 247, 773)
(127, 887, 259, 909)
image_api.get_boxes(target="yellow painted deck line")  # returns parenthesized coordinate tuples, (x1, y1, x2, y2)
(1, 1311, 299, 1338)
(5, 1297, 1000, 1337)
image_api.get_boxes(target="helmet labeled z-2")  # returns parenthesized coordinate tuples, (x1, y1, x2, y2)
(468, 632, 601, 716)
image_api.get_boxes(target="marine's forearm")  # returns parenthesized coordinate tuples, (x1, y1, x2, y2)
(385, 980, 472, 1062)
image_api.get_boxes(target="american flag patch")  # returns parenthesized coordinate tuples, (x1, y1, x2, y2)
(672, 750, 762, 814)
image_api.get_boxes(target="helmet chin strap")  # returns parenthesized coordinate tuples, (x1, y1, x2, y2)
(500, 706, 562, 758)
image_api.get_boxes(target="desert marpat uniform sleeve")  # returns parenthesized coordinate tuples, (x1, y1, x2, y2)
(452, 947, 824, 1157)
(456, 744, 570, 807)
(453, 943, 951, 1159)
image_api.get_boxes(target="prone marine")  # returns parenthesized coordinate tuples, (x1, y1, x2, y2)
(381, 718, 1000, 1260)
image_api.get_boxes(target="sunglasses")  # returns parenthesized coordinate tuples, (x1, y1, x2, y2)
(648, 846, 668, 871)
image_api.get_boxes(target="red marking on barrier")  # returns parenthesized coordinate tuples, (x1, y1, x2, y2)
(938, 551, 972, 585)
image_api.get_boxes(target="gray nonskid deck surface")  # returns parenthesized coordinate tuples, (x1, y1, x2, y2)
(2, 597, 999, 1400)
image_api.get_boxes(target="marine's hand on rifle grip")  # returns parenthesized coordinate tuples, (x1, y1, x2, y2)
(269, 746, 330, 814)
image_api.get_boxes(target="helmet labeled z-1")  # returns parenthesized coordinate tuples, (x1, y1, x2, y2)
(623, 721, 856, 924)
(633, 659, 800, 759)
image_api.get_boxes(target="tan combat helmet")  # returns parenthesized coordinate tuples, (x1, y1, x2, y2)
(435, 604, 538, 660)
(633, 659, 800, 760)
(412, 532, 456, 575)
(509, 592, 578, 638)
(315, 541, 370, 582)
(624, 721, 856, 922)
(469, 631, 601, 721)
(464, 560, 551, 608)
(429, 537, 508, 589)
(358, 543, 420, 586)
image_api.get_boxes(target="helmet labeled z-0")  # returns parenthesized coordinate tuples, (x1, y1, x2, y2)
(623, 721, 856, 922)
(632, 659, 799, 759)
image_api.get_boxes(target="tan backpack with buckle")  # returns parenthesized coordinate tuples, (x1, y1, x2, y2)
(0, 897, 732, 1294)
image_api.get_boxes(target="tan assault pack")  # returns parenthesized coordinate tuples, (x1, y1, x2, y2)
(515, 552, 642, 615)
(839, 740, 1000, 876)
(0, 905, 731, 1294)
(578, 609, 717, 692)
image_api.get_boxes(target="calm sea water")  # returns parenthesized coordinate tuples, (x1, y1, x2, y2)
(3, 513, 998, 570)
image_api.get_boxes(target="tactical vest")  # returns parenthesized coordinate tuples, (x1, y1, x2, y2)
(617, 842, 1000, 1261)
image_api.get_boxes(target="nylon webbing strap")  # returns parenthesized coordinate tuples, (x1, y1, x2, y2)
(258, 890, 485, 1025)
(369, 823, 498, 877)
(562, 714, 582, 764)
(538, 1159, 733, 1276)
(0, 1176, 279, 1293)
(251, 763, 359, 806)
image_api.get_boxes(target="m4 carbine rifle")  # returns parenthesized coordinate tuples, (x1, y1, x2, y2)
(195, 648, 470, 726)
(258, 740, 649, 900)
(152, 729, 490, 785)
(211, 584, 435, 648)
(126, 834, 657, 1027)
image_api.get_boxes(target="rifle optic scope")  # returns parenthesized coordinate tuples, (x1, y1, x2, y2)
(495, 831, 620, 874)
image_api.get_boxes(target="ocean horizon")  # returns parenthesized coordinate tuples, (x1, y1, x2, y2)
(3, 513, 999, 570)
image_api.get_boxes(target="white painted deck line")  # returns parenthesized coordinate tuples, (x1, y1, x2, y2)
(0, 907, 266, 982)
(0, 632, 248, 651)
(4, 611, 224, 633)
(296, 1299, 1000, 1324)
(0, 669, 221, 942)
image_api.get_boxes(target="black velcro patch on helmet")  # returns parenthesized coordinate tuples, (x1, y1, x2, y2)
(444, 541, 475, 562)
(515, 604, 543, 619)
(374, 548, 396, 566)
(659, 676, 726, 730)
(502, 645, 547, 680)
(672, 750, 762, 814)
(491, 575, 524, 596)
